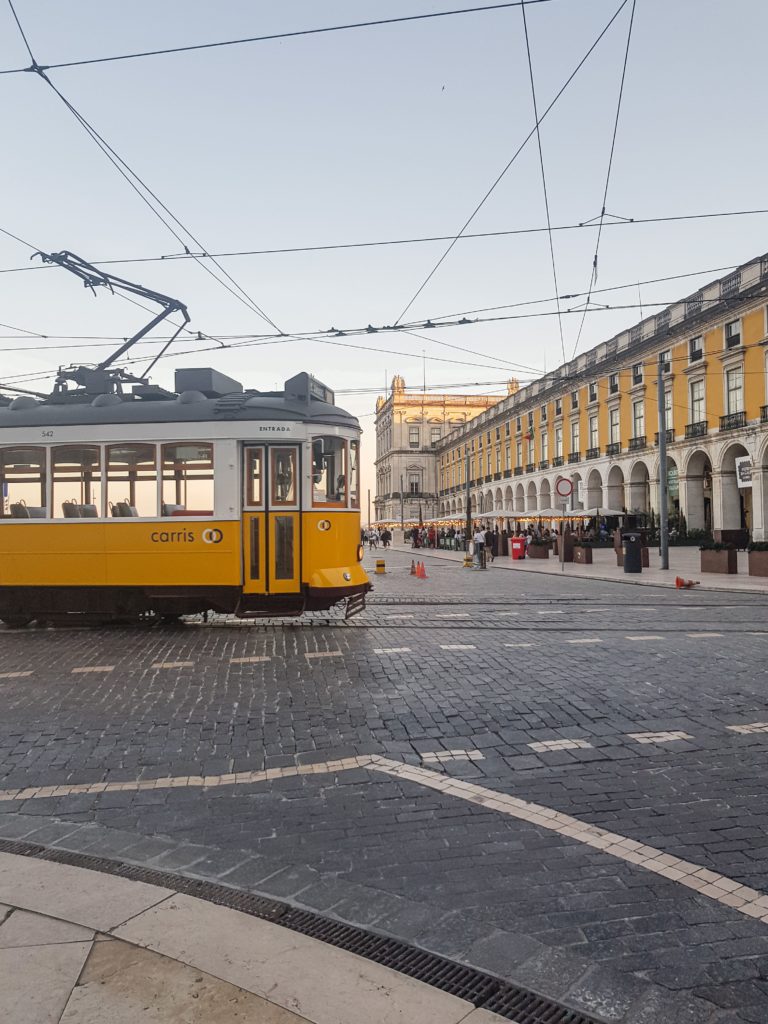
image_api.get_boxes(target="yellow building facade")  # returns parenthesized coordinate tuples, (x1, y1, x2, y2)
(436, 253, 768, 541)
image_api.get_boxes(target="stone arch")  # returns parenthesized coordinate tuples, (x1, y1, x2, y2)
(570, 471, 584, 511)
(504, 485, 514, 512)
(526, 480, 538, 512)
(586, 468, 603, 509)
(627, 460, 651, 515)
(539, 478, 552, 510)
(606, 464, 625, 511)
(681, 449, 713, 532)
(716, 441, 752, 533)
(515, 483, 526, 513)
(494, 487, 503, 512)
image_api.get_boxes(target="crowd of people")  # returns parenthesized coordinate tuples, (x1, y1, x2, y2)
(362, 527, 392, 549)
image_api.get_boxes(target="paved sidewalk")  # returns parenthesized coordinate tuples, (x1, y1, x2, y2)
(397, 542, 768, 593)
(0, 850, 504, 1024)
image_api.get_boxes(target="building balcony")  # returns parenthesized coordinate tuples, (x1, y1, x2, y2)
(654, 429, 674, 446)
(628, 436, 647, 452)
(586, 447, 600, 460)
(503, 469, 512, 478)
(720, 411, 746, 432)
(484, 474, 492, 482)
(552, 455, 564, 468)
(762, 405, 768, 424)
(685, 420, 708, 439)
(525, 463, 535, 473)
(538, 460, 549, 471)
(568, 452, 581, 464)
(493, 472, 502, 480)
(606, 442, 622, 456)
(513, 466, 523, 476)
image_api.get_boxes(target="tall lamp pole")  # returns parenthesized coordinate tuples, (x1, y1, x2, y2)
(367, 488, 371, 529)
(464, 446, 472, 551)
(400, 473, 404, 532)
(657, 353, 669, 570)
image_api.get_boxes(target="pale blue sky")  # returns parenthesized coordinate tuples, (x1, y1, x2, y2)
(1, 0, 766, 499)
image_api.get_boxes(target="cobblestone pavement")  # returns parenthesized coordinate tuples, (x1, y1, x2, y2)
(2, 549, 768, 1022)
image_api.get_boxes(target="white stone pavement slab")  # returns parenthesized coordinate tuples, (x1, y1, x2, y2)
(0, 941, 91, 1024)
(0, 908, 93, 948)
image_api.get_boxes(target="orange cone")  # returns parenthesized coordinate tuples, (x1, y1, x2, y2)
(419, 561, 428, 579)
(410, 560, 417, 575)
(675, 576, 700, 589)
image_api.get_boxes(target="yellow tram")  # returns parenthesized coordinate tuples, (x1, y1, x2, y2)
(0, 367, 370, 625)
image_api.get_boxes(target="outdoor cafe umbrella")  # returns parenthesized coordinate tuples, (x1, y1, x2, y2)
(572, 507, 625, 518)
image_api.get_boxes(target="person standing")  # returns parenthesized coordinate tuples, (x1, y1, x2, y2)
(473, 525, 486, 568)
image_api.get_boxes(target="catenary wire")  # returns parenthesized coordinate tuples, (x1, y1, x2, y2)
(0, 1, 559, 75)
(571, 0, 637, 357)
(393, 0, 631, 325)
(520, 0, 565, 364)
(2, 210, 767, 276)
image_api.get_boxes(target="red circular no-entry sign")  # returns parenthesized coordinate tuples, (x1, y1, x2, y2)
(555, 477, 573, 499)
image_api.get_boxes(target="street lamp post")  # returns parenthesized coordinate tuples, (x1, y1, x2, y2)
(465, 446, 472, 552)
(657, 353, 669, 570)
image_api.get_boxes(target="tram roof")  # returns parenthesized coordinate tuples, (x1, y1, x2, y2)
(0, 369, 360, 431)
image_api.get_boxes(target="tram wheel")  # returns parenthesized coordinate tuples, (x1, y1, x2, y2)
(1, 616, 33, 628)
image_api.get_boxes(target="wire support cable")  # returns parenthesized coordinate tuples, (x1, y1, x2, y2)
(571, 0, 637, 358)
(393, 0, 632, 325)
(520, 0, 565, 365)
(0, 1, 558, 75)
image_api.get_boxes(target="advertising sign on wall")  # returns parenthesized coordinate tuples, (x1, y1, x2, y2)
(735, 456, 753, 489)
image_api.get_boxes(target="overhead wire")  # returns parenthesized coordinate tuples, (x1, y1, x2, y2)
(0, 1, 558, 75)
(571, 0, 637, 357)
(520, 0, 565, 364)
(393, 0, 632, 325)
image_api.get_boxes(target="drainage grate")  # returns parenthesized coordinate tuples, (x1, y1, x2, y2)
(0, 837, 601, 1024)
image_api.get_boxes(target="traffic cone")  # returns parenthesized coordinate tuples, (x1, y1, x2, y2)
(675, 576, 700, 589)
(410, 560, 417, 576)
(419, 561, 428, 579)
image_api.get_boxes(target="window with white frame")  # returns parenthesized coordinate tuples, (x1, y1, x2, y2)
(505, 444, 511, 470)
(555, 426, 563, 457)
(632, 363, 643, 385)
(659, 349, 671, 372)
(689, 336, 703, 362)
(540, 404, 547, 423)
(408, 426, 419, 449)
(589, 415, 598, 448)
(571, 420, 580, 452)
(516, 440, 523, 465)
(527, 439, 535, 463)
(609, 407, 620, 444)
(725, 320, 741, 349)
(495, 449, 501, 473)
(725, 366, 743, 414)
(664, 387, 673, 429)
(409, 472, 420, 494)
(541, 432, 549, 460)
(589, 381, 598, 403)
(430, 426, 441, 447)
(689, 379, 705, 423)
(632, 400, 644, 438)
(486, 453, 492, 475)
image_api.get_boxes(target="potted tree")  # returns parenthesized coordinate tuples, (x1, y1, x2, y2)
(573, 540, 593, 565)
(527, 537, 550, 559)
(748, 541, 768, 577)
(700, 539, 737, 575)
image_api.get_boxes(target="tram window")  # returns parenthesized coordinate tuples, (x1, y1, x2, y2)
(0, 447, 47, 518)
(311, 436, 347, 506)
(107, 444, 157, 517)
(274, 516, 294, 579)
(348, 440, 360, 509)
(246, 449, 263, 507)
(271, 448, 297, 506)
(161, 443, 214, 516)
(53, 445, 101, 518)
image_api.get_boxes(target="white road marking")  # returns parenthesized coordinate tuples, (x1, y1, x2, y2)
(727, 722, 768, 735)
(230, 656, 271, 664)
(625, 635, 664, 641)
(71, 666, 115, 674)
(3, 755, 768, 922)
(305, 651, 343, 660)
(504, 643, 533, 648)
(383, 614, 414, 619)
(151, 661, 194, 669)
(537, 610, 563, 615)
(628, 731, 693, 744)
(566, 638, 603, 645)
(528, 739, 593, 752)
(686, 632, 723, 638)
(439, 644, 476, 651)
(496, 611, 520, 616)
(420, 749, 485, 764)
(373, 647, 412, 654)
(0, 671, 33, 679)
(436, 613, 470, 619)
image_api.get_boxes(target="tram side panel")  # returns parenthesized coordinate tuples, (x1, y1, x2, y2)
(301, 510, 367, 609)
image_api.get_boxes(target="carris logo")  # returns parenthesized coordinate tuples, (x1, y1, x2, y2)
(202, 528, 224, 544)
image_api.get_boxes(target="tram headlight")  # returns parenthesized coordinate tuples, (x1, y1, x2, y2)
(343, 572, 352, 581)
(356, 544, 364, 562)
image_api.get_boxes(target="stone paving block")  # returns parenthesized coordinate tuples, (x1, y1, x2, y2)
(563, 964, 654, 1023)
(462, 929, 544, 977)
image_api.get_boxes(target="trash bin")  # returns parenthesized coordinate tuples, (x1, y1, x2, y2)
(511, 537, 526, 560)
(622, 531, 642, 574)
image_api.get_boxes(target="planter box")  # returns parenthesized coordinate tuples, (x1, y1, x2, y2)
(748, 550, 768, 577)
(527, 545, 549, 559)
(701, 548, 737, 574)
(573, 546, 593, 565)
(616, 547, 650, 568)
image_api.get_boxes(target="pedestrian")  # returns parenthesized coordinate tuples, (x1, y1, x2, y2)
(473, 524, 486, 568)
(484, 525, 494, 563)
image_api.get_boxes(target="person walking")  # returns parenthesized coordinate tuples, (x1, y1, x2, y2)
(473, 525, 486, 568)
(484, 525, 495, 563)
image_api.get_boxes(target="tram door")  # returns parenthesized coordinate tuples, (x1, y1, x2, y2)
(242, 445, 301, 595)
